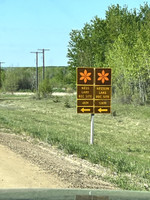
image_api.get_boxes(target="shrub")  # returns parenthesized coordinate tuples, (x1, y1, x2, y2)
(53, 96, 60, 103)
(64, 96, 71, 108)
(39, 79, 52, 98)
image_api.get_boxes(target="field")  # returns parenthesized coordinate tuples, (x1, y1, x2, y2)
(0, 93, 150, 191)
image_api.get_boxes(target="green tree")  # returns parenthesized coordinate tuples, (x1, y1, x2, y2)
(3, 69, 19, 93)
(67, 3, 150, 103)
(106, 35, 133, 101)
(17, 68, 35, 91)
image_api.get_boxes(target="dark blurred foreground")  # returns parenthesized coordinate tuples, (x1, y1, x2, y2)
(0, 189, 150, 200)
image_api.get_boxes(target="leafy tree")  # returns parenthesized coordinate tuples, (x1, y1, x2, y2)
(67, 2, 150, 104)
(17, 68, 35, 91)
(2, 69, 19, 93)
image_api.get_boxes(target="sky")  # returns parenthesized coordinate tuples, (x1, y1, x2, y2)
(0, 0, 148, 67)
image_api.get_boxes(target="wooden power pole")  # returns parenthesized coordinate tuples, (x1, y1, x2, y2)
(31, 52, 42, 91)
(38, 49, 50, 80)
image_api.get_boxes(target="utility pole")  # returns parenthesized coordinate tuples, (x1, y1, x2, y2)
(0, 62, 5, 88)
(31, 52, 42, 92)
(38, 48, 50, 80)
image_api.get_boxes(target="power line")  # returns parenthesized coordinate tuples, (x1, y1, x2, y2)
(38, 49, 50, 80)
(0, 62, 5, 88)
(31, 52, 42, 92)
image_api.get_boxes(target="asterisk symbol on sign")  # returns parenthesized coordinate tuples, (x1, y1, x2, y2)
(97, 70, 109, 84)
(80, 69, 91, 83)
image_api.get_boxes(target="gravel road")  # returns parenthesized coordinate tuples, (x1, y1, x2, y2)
(0, 131, 117, 189)
(0, 144, 65, 188)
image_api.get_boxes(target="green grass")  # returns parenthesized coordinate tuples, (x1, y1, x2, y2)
(0, 93, 150, 190)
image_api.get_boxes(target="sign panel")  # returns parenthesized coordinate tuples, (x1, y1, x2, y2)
(77, 67, 94, 114)
(77, 106, 94, 114)
(95, 107, 111, 113)
(77, 67, 111, 114)
(77, 68, 94, 85)
(77, 86, 93, 99)
(95, 86, 111, 99)
(77, 100, 93, 106)
(95, 100, 111, 107)
(95, 68, 111, 85)
(94, 68, 111, 113)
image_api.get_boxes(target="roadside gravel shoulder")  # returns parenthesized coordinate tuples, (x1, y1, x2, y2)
(0, 131, 118, 189)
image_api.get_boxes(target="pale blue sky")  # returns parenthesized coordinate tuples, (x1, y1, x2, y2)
(0, 0, 148, 67)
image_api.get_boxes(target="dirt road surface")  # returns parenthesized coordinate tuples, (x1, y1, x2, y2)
(0, 131, 117, 189)
(0, 144, 66, 188)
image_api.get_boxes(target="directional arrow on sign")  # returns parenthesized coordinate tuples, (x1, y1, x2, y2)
(81, 108, 91, 113)
(98, 108, 108, 113)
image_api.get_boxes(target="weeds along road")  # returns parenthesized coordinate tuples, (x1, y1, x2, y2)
(0, 132, 117, 190)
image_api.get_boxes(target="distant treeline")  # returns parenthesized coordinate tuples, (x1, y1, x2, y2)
(1, 4, 150, 104)
(0, 66, 73, 93)
(67, 3, 150, 104)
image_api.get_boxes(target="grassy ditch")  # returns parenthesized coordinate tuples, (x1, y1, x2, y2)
(0, 93, 150, 190)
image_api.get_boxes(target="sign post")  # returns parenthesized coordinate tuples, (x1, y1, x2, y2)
(90, 114, 94, 145)
(77, 67, 111, 144)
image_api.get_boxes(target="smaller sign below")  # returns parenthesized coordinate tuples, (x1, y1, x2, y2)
(77, 100, 93, 107)
(77, 107, 94, 113)
(95, 86, 111, 99)
(95, 100, 111, 107)
(95, 107, 111, 113)
(77, 86, 93, 99)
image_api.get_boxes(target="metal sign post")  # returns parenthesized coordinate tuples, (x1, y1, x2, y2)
(90, 114, 94, 145)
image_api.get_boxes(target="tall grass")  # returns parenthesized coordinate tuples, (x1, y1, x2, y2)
(0, 94, 150, 190)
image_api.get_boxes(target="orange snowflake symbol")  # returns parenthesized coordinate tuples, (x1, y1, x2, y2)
(80, 69, 91, 83)
(97, 70, 109, 84)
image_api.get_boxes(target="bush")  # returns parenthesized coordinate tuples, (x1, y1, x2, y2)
(64, 96, 71, 108)
(66, 87, 74, 93)
(39, 79, 52, 98)
(53, 96, 61, 103)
